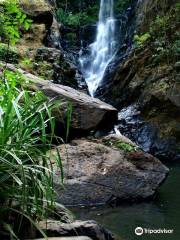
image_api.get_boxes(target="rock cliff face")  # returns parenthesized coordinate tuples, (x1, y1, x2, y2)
(15, 0, 86, 89)
(16, 0, 179, 161)
(18, 0, 58, 49)
(135, 0, 178, 32)
(96, 0, 180, 161)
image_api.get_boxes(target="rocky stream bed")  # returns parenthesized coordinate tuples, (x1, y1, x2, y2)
(0, 0, 179, 239)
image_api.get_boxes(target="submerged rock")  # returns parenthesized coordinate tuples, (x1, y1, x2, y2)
(51, 138, 169, 206)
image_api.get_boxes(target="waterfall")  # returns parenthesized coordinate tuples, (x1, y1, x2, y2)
(79, 0, 117, 97)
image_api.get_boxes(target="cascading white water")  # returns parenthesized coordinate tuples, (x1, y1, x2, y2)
(79, 0, 117, 97)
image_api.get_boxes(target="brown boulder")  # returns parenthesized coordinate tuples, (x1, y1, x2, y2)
(4, 64, 118, 132)
(51, 138, 169, 206)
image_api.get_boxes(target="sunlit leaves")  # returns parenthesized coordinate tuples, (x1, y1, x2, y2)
(0, 0, 32, 44)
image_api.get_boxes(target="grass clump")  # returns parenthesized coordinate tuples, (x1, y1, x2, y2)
(0, 70, 64, 239)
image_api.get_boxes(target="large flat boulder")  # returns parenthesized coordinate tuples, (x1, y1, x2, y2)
(51, 136, 169, 206)
(4, 64, 118, 132)
(33, 80, 117, 131)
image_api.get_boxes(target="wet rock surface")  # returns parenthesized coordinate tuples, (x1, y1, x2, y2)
(34, 47, 82, 89)
(116, 105, 180, 161)
(85, 0, 180, 163)
(96, 45, 180, 161)
(51, 138, 169, 206)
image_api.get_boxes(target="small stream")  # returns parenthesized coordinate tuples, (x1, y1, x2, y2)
(72, 163, 180, 240)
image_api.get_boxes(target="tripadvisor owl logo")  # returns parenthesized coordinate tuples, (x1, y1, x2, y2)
(135, 227, 174, 235)
(135, 227, 143, 236)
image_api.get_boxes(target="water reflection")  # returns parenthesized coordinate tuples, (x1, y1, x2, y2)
(73, 163, 180, 240)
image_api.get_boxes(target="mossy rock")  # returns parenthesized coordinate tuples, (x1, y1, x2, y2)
(113, 140, 137, 152)
(102, 135, 138, 153)
(0, 43, 19, 64)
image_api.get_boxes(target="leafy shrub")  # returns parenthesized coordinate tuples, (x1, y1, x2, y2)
(84, 5, 99, 24)
(56, 7, 98, 27)
(0, 70, 64, 238)
(33, 60, 53, 79)
(56, 8, 79, 26)
(134, 33, 151, 46)
(149, 3, 180, 64)
(115, 0, 132, 14)
(0, 0, 32, 44)
(135, 3, 180, 65)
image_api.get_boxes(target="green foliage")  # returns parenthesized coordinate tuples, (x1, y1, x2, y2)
(56, 8, 79, 26)
(20, 57, 32, 66)
(149, 3, 180, 64)
(55, 0, 131, 27)
(134, 33, 151, 46)
(104, 139, 137, 152)
(0, 70, 64, 238)
(115, 0, 132, 14)
(66, 12, 82, 26)
(135, 3, 180, 65)
(114, 141, 137, 152)
(84, 5, 99, 24)
(65, 33, 77, 43)
(19, 58, 54, 80)
(0, 0, 32, 45)
(56, 7, 98, 27)
(33, 60, 53, 79)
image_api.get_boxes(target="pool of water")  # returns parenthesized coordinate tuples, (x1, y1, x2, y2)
(72, 163, 180, 240)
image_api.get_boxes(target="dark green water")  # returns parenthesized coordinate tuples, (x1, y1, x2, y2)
(72, 163, 180, 240)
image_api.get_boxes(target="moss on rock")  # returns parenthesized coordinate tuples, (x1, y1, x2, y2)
(0, 43, 19, 64)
